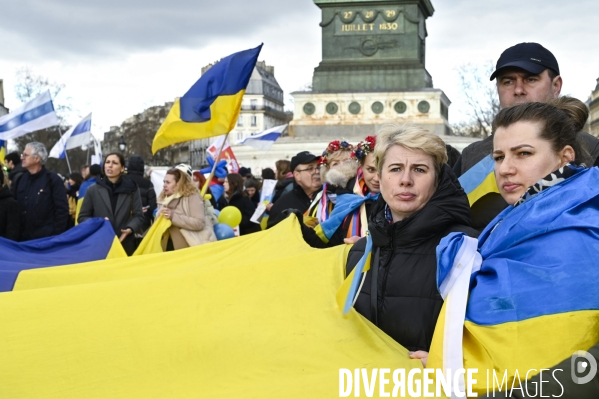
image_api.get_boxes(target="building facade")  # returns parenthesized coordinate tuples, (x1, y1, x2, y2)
(588, 78, 599, 138)
(0, 79, 8, 116)
(228, 61, 288, 143)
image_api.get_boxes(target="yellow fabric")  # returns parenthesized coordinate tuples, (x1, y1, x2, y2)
(106, 236, 128, 259)
(429, 306, 599, 395)
(335, 250, 370, 312)
(132, 216, 172, 256)
(152, 92, 245, 154)
(467, 171, 500, 206)
(74, 198, 83, 225)
(1, 216, 428, 398)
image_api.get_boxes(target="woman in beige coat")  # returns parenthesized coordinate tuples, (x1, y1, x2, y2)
(157, 164, 216, 250)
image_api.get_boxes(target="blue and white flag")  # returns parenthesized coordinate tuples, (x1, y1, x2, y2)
(0, 91, 60, 140)
(49, 113, 92, 159)
(237, 124, 287, 150)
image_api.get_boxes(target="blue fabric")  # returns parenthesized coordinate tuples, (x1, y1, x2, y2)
(438, 166, 599, 326)
(179, 44, 262, 123)
(320, 192, 379, 239)
(78, 177, 97, 199)
(436, 232, 466, 290)
(0, 218, 119, 292)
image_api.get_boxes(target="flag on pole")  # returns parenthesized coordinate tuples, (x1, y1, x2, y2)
(237, 124, 287, 150)
(151, 44, 263, 154)
(0, 91, 60, 140)
(457, 154, 500, 206)
(207, 135, 239, 173)
(91, 135, 103, 164)
(49, 113, 92, 159)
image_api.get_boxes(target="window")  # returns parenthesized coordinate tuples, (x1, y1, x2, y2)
(250, 99, 257, 110)
(250, 115, 257, 127)
(237, 115, 243, 127)
(237, 132, 244, 142)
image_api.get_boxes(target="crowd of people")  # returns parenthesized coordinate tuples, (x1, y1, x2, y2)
(1, 41, 599, 396)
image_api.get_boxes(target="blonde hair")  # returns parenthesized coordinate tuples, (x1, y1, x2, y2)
(158, 168, 198, 200)
(319, 150, 353, 182)
(374, 124, 448, 178)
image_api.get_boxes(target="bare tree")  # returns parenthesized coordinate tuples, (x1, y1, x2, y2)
(452, 61, 501, 138)
(12, 68, 85, 176)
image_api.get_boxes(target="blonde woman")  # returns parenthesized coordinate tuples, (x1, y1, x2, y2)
(157, 164, 216, 251)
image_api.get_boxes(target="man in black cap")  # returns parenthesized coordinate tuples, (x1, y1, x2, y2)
(453, 42, 599, 230)
(266, 151, 322, 229)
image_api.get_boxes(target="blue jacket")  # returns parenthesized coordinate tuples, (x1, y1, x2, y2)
(78, 177, 98, 199)
(14, 166, 69, 241)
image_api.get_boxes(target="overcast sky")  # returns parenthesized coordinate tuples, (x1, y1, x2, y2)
(1, 0, 598, 138)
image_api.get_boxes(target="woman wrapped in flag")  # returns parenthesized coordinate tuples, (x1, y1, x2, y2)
(430, 97, 599, 396)
(345, 125, 477, 359)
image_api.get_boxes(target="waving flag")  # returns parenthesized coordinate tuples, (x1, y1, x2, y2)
(207, 135, 239, 173)
(238, 124, 287, 150)
(0, 139, 6, 162)
(0, 91, 60, 140)
(152, 44, 263, 154)
(49, 113, 92, 159)
(0, 215, 427, 398)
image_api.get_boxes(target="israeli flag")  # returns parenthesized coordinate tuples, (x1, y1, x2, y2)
(0, 91, 60, 140)
(237, 124, 287, 150)
(49, 113, 92, 159)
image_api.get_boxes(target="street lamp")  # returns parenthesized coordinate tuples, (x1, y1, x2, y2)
(118, 136, 127, 152)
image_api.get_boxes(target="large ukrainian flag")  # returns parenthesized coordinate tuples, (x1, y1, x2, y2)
(0, 216, 429, 398)
(429, 166, 599, 395)
(0, 218, 126, 292)
(152, 45, 262, 154)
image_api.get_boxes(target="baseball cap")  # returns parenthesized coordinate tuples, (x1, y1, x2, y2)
(490, 42, 560, 81)
(290, 151, 319, 172)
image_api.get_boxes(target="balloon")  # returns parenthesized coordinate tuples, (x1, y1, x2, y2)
(214, 223, 235, 240)
(213, 209, 220, 217)
(218, 206, 242, 228)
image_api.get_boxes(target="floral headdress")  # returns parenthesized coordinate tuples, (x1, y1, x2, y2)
(351, 136, 377, 161)
(318, 140, 354, 167)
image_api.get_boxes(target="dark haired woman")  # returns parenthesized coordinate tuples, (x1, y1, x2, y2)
(223, 173, 261, 236)
(78, 152, 144, 255)
(431, 97, 599, 396)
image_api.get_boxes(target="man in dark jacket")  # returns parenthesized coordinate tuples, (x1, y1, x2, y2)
(13, 142, 68, 241)
(0, 174, 20, 240)
(267, 151, 322, 229)
(453, 42, 599, 230)
(127, 155, 156, 232)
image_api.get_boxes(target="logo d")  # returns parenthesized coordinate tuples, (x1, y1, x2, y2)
(571, 350, 598, 384)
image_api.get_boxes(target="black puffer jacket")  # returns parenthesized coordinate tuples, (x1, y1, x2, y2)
(346, 164, 478, 351)
(127, 155, 157, 231)
(227, 191, 261, 236)
(0, 185, 20, 240)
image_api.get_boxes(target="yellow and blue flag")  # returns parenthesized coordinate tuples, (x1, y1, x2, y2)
(429, 166, 599, 395)
(458, 154, 500, 206)
(0, 139, 6, 163)
(152, 44, 263, 154)
(0, 218, 126, 292)
(0, 215, 428, 398)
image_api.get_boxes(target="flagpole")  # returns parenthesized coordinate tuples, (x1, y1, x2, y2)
(58, 126, 73, 174)
(200, 132, 230, 198)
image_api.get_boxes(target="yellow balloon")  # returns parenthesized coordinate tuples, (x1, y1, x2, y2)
(218, 206, 242, 228)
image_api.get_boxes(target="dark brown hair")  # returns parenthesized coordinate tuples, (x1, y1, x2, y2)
(226, 173, 246, 198)
(492, 96, 590, 165)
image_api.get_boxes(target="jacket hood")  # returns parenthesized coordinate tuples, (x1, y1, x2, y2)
(127, 155, 145, 174)
(369, 163, 472, 248)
